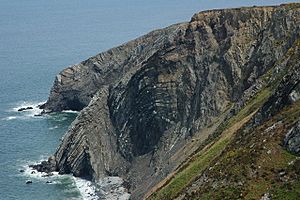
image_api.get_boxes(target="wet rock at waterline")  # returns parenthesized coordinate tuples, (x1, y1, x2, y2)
(18, 107, 33, 112)
(29, 156, 57, 174)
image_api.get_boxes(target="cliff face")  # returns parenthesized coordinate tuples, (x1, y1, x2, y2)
(41, 23, 188, 112)
(157, 38, 300, 200)
(41, 4, 300, 199)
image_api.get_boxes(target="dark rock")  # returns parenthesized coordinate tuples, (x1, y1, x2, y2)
(41, 172, 54, 177)
(31, 171, 36, 174)
(19, 169, 25, 173)
(41, 161, 47, 165)
(284, 121, 300, 155)
(278, 170, 286, 177)
(293, 160, 300, 173)
(46, 181, 53, 184)
(48, 172, 54, 176)
(37, 104, 44, 109)
(30, 156, 57, 174)
(122, 180, 131, 190)
(26, 180, 32, 184)
(48, 156, 56, 165)
(18, 107, 33, 112)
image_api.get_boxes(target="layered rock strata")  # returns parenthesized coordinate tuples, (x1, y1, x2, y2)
(38, 4, 300, 199)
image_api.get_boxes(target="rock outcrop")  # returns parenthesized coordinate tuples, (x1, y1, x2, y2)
(30, 156, 57, 174)
(41, 23, 188, 112)
(161, 38, 300, 200)
(38, 3, 300, 199)
(284, 121, 300, 156)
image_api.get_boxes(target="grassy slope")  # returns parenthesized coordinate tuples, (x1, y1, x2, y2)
(148, 37, 300, 200)
(149, 90, 300, 200)
(190, 100, 300, 200)
(149, 87, 272, 200)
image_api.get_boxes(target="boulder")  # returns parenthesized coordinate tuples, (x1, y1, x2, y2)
(18, 107, 33, 111)
(284, 121, 300, 155)
(29, 156, 57, 174)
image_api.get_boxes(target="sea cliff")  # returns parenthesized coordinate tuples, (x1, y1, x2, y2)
(37, 4, 300, 199)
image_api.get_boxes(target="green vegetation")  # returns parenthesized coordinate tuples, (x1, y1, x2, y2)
(199, 100, 300, 200)
(151, 137, 230, 200)
(282, 2, 300, 9)
(263, 38, 300, 89)
(272, 183, 300, 200)
(149, 38, 300, 199)
(150, 85, 272, 200)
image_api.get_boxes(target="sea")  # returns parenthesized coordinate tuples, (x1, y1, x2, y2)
(0, 0, 296, 199)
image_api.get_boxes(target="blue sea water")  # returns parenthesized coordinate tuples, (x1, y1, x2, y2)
(0, 0, 297, 199)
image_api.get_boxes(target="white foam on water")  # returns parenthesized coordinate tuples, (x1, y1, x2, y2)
(18, 157, 51, 178)
(62, 110, 79, 114)
(74, 177, 99, 200)
(14, 101, 45, 115)
(19, 159, 130, 200)
(49, 125, 59, 130)
(2, 116, 17, 120)
(19, 159, 98, 200)
(12, 100, 45, 111)
(57, 117, 68, 122)
(4, 101, 46, 120)
(95, 177, 131, 200)
(74, 176, 131, 200)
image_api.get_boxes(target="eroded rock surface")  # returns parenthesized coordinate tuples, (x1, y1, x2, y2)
(285, 121, 300, 156)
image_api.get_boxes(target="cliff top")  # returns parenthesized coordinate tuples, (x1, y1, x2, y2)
(191, 2, 300, 22)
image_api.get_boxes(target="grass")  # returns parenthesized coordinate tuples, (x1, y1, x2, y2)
(149, 89, 300, 200)
(174, 102, 300, 200)
(149, 86, 272, 200)
(262, 38, 300, 89)
(197, 100, 300, 200)
(282, 2, 300, 9)
(272, 182, 300, 200)
(151, 136, 231, 199)
(214, 86, 271, 139)
(148, 38, 300, 199)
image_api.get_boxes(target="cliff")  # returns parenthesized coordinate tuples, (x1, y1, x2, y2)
(38, 3, 300, 199)
(150, 36, 300, 200)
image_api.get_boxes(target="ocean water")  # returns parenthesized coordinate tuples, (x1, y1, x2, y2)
(0, 0, 297, 199)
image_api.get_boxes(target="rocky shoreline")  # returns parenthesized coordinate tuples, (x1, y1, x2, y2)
(29, 156, 57, 174)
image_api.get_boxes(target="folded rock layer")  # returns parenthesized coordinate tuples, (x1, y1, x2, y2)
(41, 4, 300, 199)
